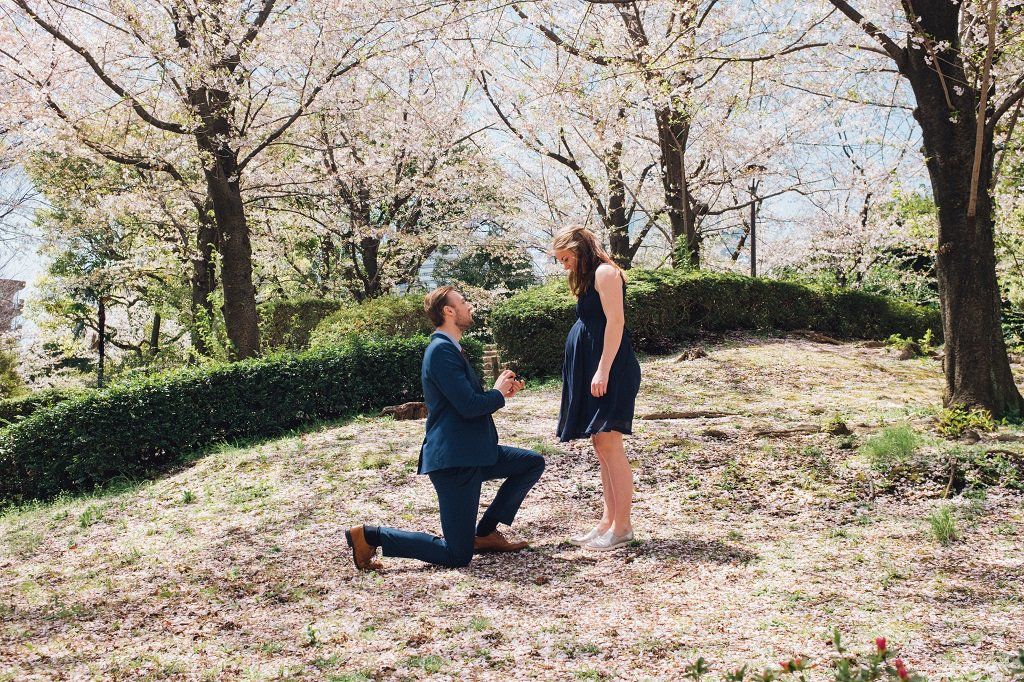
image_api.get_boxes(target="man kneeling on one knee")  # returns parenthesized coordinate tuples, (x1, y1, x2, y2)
(346, 285, 545, 570)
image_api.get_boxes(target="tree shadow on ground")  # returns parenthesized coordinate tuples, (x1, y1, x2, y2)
(624, 535, 758, 564)
(377, 533, 758, 583)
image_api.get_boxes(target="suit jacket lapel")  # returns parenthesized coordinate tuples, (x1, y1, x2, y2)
(432, 332, 478, 385)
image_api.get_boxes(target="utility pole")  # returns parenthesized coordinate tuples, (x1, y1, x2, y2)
(749, 179, 757, 278)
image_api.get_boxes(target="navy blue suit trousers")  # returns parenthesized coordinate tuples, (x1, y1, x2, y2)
(376, 445, 544, 567)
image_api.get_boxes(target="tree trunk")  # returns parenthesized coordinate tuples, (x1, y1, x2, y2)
(357, 236, 382, 301)
(654, 108, 699, 268)
(615, 6, 699, 268)
(190, 85, 260, 359)
(606, 141, 632, 268)
(923, 140, 1022, 415)
(190, 204, 218, 355)
(205, 162, 260, 359)
(750, 206, 757, 278)
(902, 10, 1024, 418)
(149, 311, 161, 358)
(319, 234, 333, 295)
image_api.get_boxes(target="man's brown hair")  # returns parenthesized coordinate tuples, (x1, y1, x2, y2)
(424, 285, 457, 327)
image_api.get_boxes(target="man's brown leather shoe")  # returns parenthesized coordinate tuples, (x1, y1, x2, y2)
(474, 530, 528, 553)
(345, 525, 384, 571)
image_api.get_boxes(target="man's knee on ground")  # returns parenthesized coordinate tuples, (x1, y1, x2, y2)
(443, 548, 473, 568)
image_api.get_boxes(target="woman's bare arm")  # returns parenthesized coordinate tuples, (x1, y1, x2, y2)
(592, 263, 625, 397)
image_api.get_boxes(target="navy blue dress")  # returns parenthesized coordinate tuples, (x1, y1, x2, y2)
(557, 279, 641, 442)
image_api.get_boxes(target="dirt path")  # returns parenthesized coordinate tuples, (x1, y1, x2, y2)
(2, 336, 1023, 681)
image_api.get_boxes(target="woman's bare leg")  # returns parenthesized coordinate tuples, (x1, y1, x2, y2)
(592, 438, 614, 534)
(592, 431, 632, 534)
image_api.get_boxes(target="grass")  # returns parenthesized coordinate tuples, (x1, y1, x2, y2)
(1, 336, 1021, 680)
(526, 440, 562, 457)
(861, 426, 920, 472)
(469, 616, 491, 631)
(406, 655, 443, 673)
(4, 529, 42, 557)
(927, 505, 960, 546)
(78, 504, 104, 528)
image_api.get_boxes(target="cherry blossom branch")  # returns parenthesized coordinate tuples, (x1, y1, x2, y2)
(238, 54, 364, 171)
(823, 0, 906, 69)
(510, 4, 614, 66)
(478, 69, 607, 221)
(993, 73, 1024, 126)
(12, 0, 187, 134)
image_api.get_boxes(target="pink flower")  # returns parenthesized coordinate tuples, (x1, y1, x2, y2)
(893, 659, 909, 680)
(876, 637, 887, 653)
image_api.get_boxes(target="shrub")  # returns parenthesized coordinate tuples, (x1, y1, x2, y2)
(488, 284, 576, 377)
(0, 336, 483, 504)
(0, 387, 88, 426)
(885, 329, 936, 357)
(491, 269, 943, 377)
(259, 296, 346, 351)
(309, 295, 434, 348)
(936, 406, 995, 439)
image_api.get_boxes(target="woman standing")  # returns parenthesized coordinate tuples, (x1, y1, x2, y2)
(553, 227, 641, 551)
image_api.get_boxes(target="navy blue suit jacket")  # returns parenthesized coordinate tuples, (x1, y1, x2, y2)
(417, 332, 505, 474)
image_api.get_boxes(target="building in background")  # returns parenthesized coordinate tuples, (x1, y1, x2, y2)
(0, 278, 25, 335)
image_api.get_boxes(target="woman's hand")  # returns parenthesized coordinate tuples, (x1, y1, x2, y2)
(591, 366, 610, 398)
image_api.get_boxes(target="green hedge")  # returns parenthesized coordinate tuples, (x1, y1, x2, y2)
(259, 296, 346, 351)
(0, 387, 89, 427)
(491, 269, 942, 377)
(309, 294, 434, 347)
(0, 336, 483, 504)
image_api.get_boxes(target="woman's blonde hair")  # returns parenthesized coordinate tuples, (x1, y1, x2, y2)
(552, 226, 622, 297)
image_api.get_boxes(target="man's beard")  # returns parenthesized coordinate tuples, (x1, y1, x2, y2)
(456, 312, 473, 331)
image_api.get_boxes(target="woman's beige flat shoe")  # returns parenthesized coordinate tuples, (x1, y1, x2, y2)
(584, 529, 634, 551)
(568, 526, 604, 546)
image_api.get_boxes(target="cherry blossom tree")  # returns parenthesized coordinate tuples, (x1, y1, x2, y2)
(477, 0, 839, 268)
(816, 0, 1024, 416)
(251, 51, 514, 300)
(0, 0, 405, 357)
